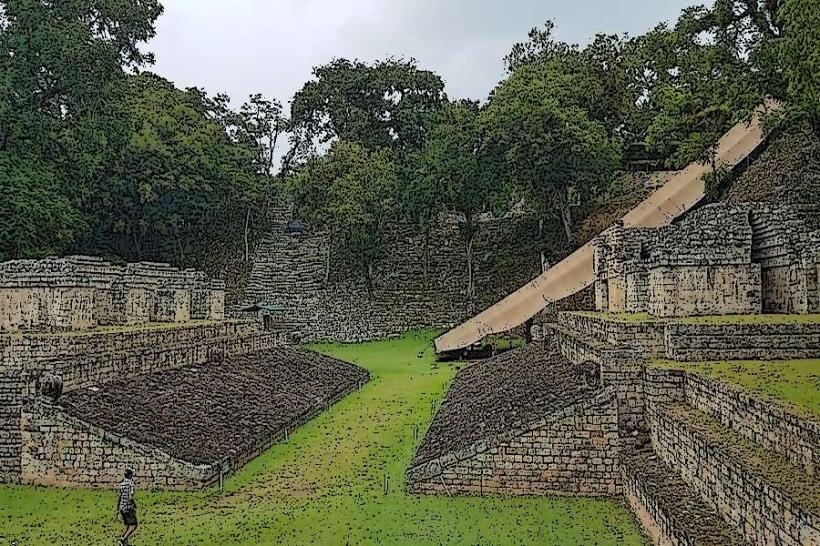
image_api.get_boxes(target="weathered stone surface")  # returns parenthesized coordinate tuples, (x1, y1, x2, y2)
(21, 347, 369, 490)
(592, 203, 820, 318)
(411, 341, 600, 468)
(621, 446, 747, 546)
(240, 212, 544, 343)
(0, 256, 225, 333)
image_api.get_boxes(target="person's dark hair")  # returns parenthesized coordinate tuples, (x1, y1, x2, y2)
(124, 469, 134, 479)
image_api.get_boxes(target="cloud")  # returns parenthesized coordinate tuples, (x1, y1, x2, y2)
(150, 0, 698, 107)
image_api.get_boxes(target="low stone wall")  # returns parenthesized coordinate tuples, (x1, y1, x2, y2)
(407, 389, 621, 497)
(557, 313, 665, 357)
(557, 312, 820, 362)
(664, 322, 820, 361)
(21, 401, 218, 490)
(683, 373, 819, 472)
(1, 321, 282, 396)
(648, 402, 819, 546)
(0, 321, 282, 486)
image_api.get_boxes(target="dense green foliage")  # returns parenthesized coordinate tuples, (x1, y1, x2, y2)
(0, 332, 648, 545)
(1, 0, 817, 277)
(289, 141, 398, 286)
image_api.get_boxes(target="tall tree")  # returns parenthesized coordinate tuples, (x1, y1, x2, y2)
(483, 63, 622, 247)
(290, 58, 446, 160)
(0, 0, 163, 259)
(776, 0, 820, 133)
(416, 100, 498, 306)
(288, 141, 398, 288)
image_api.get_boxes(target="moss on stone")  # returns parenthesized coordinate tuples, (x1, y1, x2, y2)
(651, 358, 820, 417)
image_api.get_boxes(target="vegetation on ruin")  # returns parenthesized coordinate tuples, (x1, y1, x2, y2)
(652, 357, 820, 417)
(0, 331, 647, 545)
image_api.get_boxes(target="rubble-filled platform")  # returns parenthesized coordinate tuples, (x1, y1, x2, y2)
(20, 347, 370, 490)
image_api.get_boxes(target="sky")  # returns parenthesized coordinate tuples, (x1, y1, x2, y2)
(149, 0, 701, 109)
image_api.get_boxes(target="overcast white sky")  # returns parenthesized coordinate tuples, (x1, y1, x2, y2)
(149, 0, 701, 109)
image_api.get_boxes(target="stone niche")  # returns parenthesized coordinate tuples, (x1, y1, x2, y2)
(0, 256, 226, 333)
(592, 203, 820, 318)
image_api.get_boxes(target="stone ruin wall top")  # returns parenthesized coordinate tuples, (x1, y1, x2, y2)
(0, 256, 226, 333)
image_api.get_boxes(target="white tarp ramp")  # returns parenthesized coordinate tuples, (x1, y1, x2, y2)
(434, 103, 776, 353)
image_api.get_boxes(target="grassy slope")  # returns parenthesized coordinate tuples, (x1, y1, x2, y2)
(653, 358, 820, 417)
(0, 331, 646, 545)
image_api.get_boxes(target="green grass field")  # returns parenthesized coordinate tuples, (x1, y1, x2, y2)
(653, 358, 820, 417)
(0, 331, 646, 545)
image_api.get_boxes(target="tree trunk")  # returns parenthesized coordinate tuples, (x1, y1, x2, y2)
(423, 222, 431, 290)
(538, 218, 548, 273)
(324, 230, 333, 285)
(244, 207, 252, 262)
(464, 212, 476, 311)
(560, 205, 574, 247)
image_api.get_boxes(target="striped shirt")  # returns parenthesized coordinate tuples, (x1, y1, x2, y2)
(117, 478, 136, 512)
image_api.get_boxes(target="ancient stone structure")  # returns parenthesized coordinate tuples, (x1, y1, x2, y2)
(409, 325, 820, 546)
(410, 198, 820, 545)
(241, 211, 542, 342)
(0, 256, 226, 333)
(592, 204, 820, 317)
(20, 348, 369, 490)
(0, 255, 371, 490)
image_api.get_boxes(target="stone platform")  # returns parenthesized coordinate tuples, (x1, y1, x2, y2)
(407, 342, 620, 496)
(20, 347, 369, 490)
(552, 311, 820, 363)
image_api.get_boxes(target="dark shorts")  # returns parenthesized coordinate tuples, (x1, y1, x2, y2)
(120, 509, 138, 526)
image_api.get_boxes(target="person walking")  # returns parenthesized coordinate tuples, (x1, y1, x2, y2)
(116, 469, 139, 545)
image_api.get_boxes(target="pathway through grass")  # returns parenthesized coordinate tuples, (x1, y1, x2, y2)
(0, 331, 646, 545)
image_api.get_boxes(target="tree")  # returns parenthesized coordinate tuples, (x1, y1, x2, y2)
(288, 141, 398, 288)
(415, 101, 498, 305)
(482, 63, 621, 248)
(87, 74, 260, 264)
(290, 58, 446, 159)
(777, 0, 820, 133)
(0, 0, 163, 259)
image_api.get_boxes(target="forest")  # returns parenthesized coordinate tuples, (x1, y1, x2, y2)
(1, 0, 817, 282)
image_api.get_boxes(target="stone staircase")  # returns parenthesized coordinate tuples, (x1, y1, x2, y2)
(621, 446, 747, 546)
(644, 400, 819, 546)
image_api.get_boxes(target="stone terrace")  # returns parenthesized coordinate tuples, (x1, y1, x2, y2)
(21, 347, 370, 489)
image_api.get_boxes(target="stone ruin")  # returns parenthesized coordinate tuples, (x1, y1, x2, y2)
(0, 256, 368, 491)
(0, 255, 226, 333)
(592, 203, 820, 317)
(409, 202, 820, 546)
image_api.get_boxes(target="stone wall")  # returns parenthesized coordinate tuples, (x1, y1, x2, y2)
(242, 213, 542, 342)
(0, 358, 21, 483)
(0, 256, 226, 333)
(556, 311, 820, 362)
(648, 402, 819, 546)
(21, 401, 218, 490)
(0, 321, 283, 486)
(1, 321, 282, 397)
(592, 203, 820, 318)
(683, 372, 819, 473)
(407, 389, 621, 497)
(664, 322, 820, 361)
(647, 264, 762, 317)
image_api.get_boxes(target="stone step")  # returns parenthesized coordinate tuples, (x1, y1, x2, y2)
(649, 402, 820, 546)
(621, 446, 748, 546)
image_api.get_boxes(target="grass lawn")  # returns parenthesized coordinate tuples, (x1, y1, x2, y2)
(652, 358, 820, 417)
(0, 331, 646, 545)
